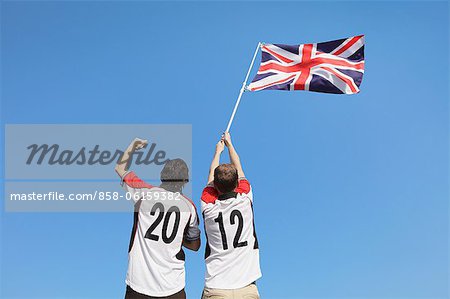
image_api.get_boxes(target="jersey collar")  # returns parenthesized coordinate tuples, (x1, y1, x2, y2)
(218, 192, 238, 201)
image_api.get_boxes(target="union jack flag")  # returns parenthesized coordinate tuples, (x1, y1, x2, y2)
(247, 35, 365, 94)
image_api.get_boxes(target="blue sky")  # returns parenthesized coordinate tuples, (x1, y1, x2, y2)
(1, 1, 449, 298)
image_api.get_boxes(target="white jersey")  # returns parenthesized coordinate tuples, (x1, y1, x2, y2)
(121, 171, 200, 297)
(201, 178, 262, 289)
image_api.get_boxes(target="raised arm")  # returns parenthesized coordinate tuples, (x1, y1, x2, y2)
(115, 138, 148, 178)
(207, 140, 225, 185)
(223, 132, 245, 178)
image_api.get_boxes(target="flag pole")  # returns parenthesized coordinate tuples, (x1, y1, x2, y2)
(225, 42, 261, 133)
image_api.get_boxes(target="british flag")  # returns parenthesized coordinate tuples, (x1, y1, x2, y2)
(247, 35, 365, 94)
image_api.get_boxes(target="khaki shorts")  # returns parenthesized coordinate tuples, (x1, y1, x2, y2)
(201, 283, 260, 299)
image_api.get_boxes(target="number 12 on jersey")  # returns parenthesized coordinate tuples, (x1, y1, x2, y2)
(214, 210, 248, 250)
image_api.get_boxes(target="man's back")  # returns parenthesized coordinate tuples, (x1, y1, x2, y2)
(201, 178, 261, 289)
(122, 171, 200, 297)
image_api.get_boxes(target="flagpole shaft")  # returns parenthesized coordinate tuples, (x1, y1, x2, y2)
(225, 42, 261, 133)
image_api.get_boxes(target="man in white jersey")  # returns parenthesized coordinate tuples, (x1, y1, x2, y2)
(201, 132, 261, 299)
(115, 138, 200, 299)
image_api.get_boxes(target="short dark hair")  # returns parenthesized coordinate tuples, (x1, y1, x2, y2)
(214, 164, 238, 193)
(160, 159, 189, 183)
